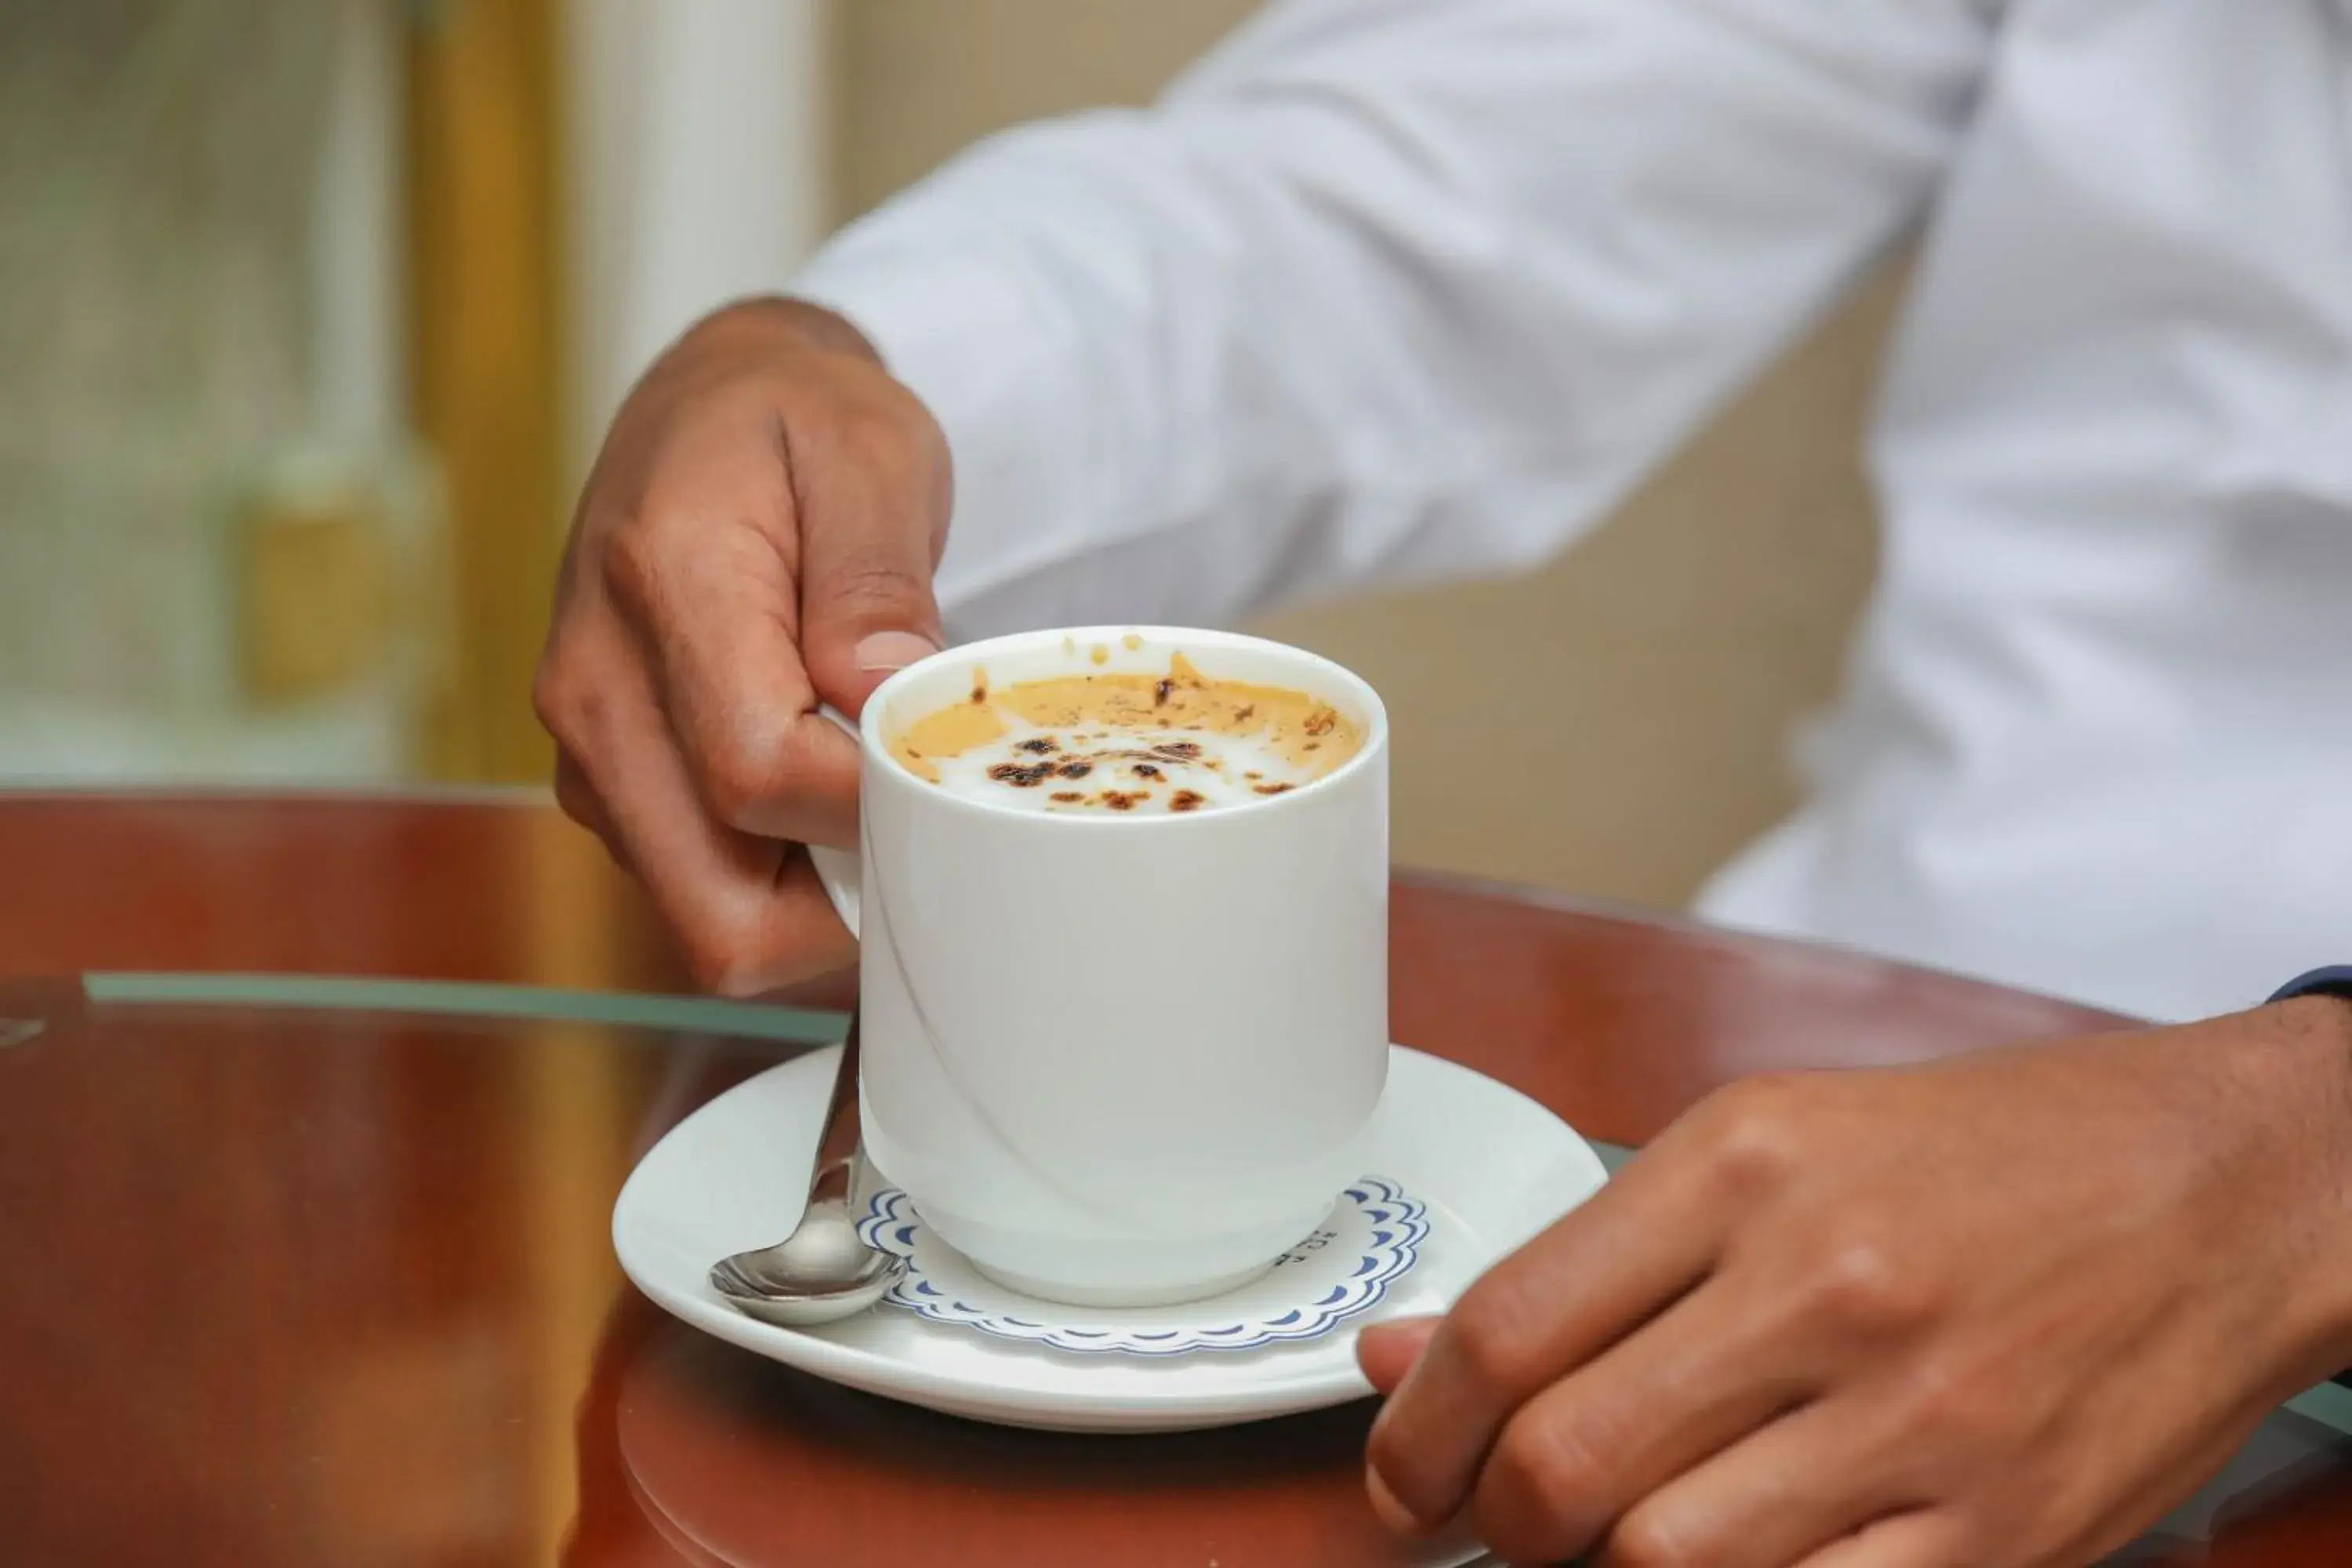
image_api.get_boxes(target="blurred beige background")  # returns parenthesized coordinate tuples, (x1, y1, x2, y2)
(833, 0, 1892, 910)
(5, 0, 1892, 916)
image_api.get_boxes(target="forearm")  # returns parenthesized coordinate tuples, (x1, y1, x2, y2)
(791, 0, 1998, 637)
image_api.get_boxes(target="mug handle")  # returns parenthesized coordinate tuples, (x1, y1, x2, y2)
(808, 705, 862, 939)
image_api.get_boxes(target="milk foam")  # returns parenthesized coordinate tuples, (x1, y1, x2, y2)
(888, 652, 1363, 814)
(931, 719, 1319, 815)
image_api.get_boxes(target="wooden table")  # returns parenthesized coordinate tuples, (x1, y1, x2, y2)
(2, 793, 2347, 1566)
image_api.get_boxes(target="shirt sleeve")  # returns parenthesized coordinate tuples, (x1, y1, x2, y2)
(791, 0, 2003, 637)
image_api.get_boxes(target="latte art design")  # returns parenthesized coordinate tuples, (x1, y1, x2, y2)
(948, 727, 1299, 815)
(889, 652, 1362, 815)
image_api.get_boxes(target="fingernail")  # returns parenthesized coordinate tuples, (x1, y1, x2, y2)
(1359, 1314, 1441, 1351)
(853, 630, 941, 672)
(1366, 1462, 1424, 1536)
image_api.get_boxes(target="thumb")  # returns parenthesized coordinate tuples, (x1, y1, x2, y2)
(1357, 1315, 1442, 1395)
(793, 390, 953, 719)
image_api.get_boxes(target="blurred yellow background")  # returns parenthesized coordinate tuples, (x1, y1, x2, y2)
(2, 0, 1889, 912)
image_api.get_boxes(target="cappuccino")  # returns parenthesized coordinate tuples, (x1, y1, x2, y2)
(889, 653, 1362, 815)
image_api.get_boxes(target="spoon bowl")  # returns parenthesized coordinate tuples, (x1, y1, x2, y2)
(706, 1007, 903, 1329)
(710, 1198, 907, 1327)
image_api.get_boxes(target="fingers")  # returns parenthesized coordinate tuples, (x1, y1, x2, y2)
(1364, 1141, 1730, 1536)
(1785, 1512, 1965, 1568)
(608, 732, 857, 996)
(554, 751, 630, 872)
(606, 400, 865, 847)
(1580, 1397, 1905, 1568)
(540, 303, 941, 994)
(1467, 1281, 1828, 1564)
(536, 626, 855, 996)
(1357, 1316, 1440, 1394)
(789, 373, 952, 721)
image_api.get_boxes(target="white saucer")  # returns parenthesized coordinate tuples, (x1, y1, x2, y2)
(613, 1043, 1609, 1434)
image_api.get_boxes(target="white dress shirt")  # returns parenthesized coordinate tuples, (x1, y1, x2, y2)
(794, 0, 2352, 1022)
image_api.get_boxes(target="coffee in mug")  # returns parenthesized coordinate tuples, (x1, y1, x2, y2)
(888, 648, 1363, 815)
(823, 626, 1390, 1308)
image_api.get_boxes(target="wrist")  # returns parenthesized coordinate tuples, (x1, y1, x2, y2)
(2229, 997, 2352, 1390)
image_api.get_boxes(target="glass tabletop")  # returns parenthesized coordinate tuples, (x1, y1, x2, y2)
(2, 972, 2349, 1566)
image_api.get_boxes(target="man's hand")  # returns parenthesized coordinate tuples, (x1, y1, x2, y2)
(535, 299, 950, 994)
(1359, 999, 2352, 1566)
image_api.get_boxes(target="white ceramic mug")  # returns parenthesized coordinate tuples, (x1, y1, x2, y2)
(805, 626, 1389, 1307)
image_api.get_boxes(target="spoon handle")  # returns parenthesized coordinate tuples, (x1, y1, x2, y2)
(807, 1005, 865, 1209)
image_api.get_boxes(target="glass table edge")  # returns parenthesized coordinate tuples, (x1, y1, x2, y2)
(77, 970, 848, 1046)
(54, 971, 2352, 1436)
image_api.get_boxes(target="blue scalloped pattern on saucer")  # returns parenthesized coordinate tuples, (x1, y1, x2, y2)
(855, 1177, 1431, 1356)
